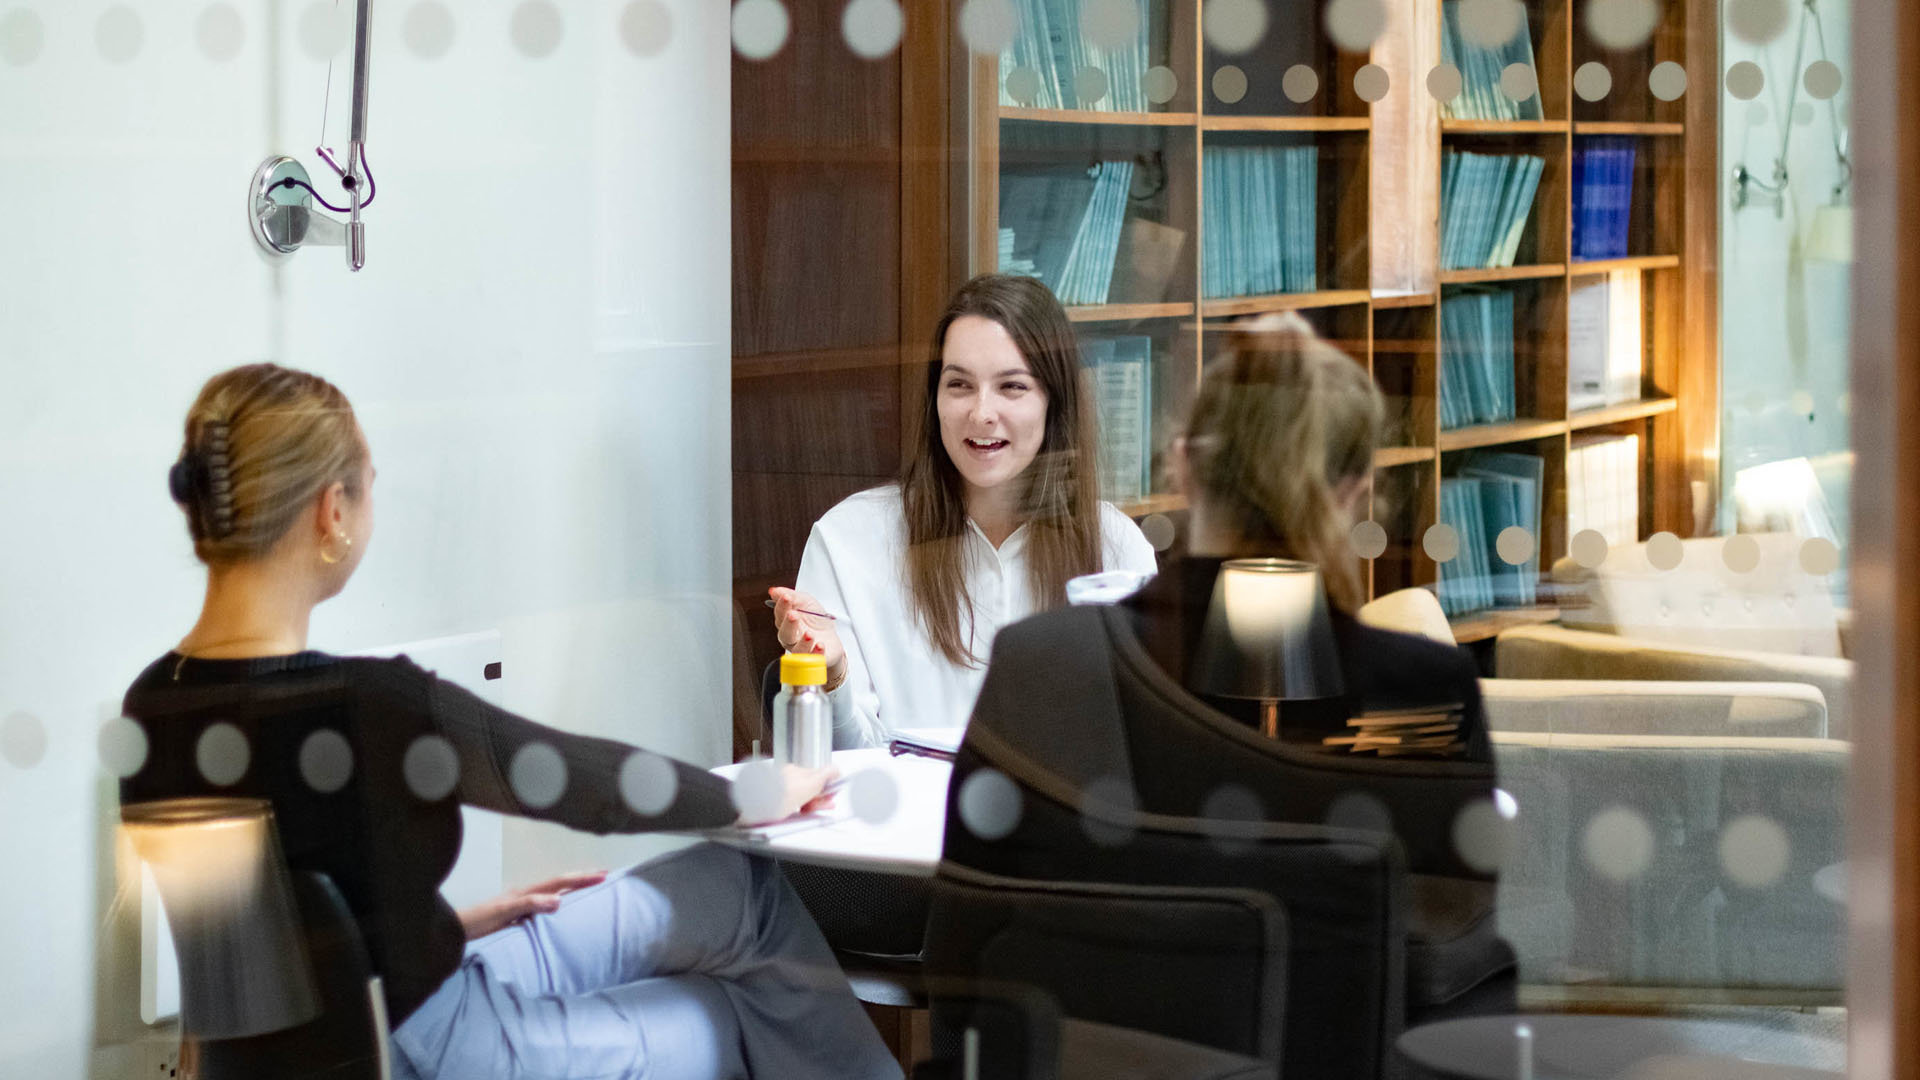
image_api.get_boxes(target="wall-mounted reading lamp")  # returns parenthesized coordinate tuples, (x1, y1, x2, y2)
(1730, 0, 1851, 246)
(250, 0, 374, 270)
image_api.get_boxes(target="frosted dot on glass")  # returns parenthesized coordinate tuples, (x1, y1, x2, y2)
(731, 0, 788, 60)
(1747, 100, 1770, 126)
(96, 6, 145, 64)
(403, 2, 456, 60)
(1790, 389, 1816, 416)
(1837, 392, 1852, 418)
(1574, 61, 1613, 102)
(620, 751, 678, 815)
(1646, 531, 1684, 571)
(1354, 63, 1391, 103)
(1727, 0, 1788, 45)
(1799, 537, 1840, 576)
(1458, 0, 1524, 49)
(1571, 528, 1610, 569)
(1499, 63, 1538, 103)
(196, 723, 250, 787)
(958, 767, 1023, 841)
(1423, 523, 1460, 563)
(849, 768, 901, 824)
(843, 0, 903, 59)
(1005, 66, 1042, 105)
(1794, 102, 1814, 126)
(1453, 796, 1514, 873)
(404, 735, 460, 801)
(1141, 512, 1178, 550)
(1144, 65, 1179, 105)
(1583, 0, 1658, 51)
(511, 1, 563, 58)
(1080, 775, 1139, 847)
(1725, 60, 1765, 101)
(1075, 65, 1111, 105)
(730, 758, 787, 824)
(1204, 0, 1268, 55)
(197, 4, 247, 63)
(298, 729, 354, 794)
(1649, 61, 1689, 102)
(1721, 533, 1762, 574)
(1202, 784, 1265, 855)
(298, 1, 350, 60)
(959, 0, 1017, 55)
(1720, 814, 1790, 888)
(1, 712, 46, 769)
(1282, 64, 1320, 104)
(1080, 0, 1140, 49)
(1582, 806, 1654, 881)
(1427, 63, 1464, 103)
(1213, 64, 1249, 105)
(1804, 60, 1843, 101)
(621, 0, 672, 57)
(1351, 520, 1388, 560)
(1742, 390, 1766, 415)
(1495, 526, 1534, 566)
(510, 742, 568, 809)
(99, 716, 150, 779)
(1324, 0, 1386, 53)
(0, 8, 45, 67)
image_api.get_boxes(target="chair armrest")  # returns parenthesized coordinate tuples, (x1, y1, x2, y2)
(1493, 624, 1853, 740)
(926, 864, 1287, 1064)
(1479, 678, 1829, 738)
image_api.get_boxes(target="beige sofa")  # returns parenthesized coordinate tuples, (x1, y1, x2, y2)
(1491, 533, 1854, 739)
(1359, 587, 1847, 1001)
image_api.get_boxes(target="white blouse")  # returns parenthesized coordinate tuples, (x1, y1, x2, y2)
(795, 485, 1159, 748)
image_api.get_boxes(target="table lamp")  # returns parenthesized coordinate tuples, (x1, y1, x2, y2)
(121, 797, 318, 1039)
(1192, 558, 1345, 738)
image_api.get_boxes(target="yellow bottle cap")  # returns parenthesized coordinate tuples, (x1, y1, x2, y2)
(779, 652, 828, 686)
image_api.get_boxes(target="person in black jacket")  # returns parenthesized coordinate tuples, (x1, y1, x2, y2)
(1125, 310, 1490, 760)
(123, 363, 898, 1080)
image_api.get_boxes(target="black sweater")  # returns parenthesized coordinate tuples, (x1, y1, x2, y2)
(120, 651, 736, 1025)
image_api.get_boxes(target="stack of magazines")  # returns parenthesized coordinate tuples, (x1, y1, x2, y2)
(1439, 0, 1543, 121)
(1438, 451, 1544, 615)
(1440, 288, 1517, 430)
(998, 0, 1152, 112)
(1202, 143, 1321, 298)
(999, 159, 1137, 305)
(1441, 150, 1546, 270)
(1323, 705, 1468, 756)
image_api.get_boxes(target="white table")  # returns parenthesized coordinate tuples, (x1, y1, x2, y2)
(707, 748, 951, 877)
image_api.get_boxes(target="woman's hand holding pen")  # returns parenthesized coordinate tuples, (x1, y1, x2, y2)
(768, 586, 847, 690)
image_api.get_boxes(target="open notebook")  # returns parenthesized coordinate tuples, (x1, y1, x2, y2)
(889, 726, 963, 761)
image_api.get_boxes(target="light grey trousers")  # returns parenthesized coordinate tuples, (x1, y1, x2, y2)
(390, 843, 901, 1080)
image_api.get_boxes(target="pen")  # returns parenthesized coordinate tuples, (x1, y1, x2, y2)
(764, 598, 841, 622)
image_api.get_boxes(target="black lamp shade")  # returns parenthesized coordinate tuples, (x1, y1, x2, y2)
(1192, 558, 1345, 702)
(121, 797, 319, 1040)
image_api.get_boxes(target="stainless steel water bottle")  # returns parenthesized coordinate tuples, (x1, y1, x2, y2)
(772, 652, 831, 769)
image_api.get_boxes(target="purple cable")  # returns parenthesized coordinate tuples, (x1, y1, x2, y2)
(276, 146, 377, 214)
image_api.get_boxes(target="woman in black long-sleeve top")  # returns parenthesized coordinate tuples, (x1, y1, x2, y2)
(122, 363, 897, 1080)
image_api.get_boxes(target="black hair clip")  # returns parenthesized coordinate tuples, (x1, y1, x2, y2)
(170, 420, 238, 540)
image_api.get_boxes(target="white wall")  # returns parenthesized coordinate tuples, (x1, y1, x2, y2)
(1718, 0, 1853, 537)
(0, 2, 730, 1075)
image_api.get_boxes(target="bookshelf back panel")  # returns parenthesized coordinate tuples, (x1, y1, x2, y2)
(1441, 275, 1569, 426)
(1372, 461, 1439, 594)
(1201, 1, 1366, 119)
(1373, 305, 1440, 449)
(1570, 0, 1688, 125)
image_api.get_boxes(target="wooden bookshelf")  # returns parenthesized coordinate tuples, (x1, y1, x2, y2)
(963, 0, 1716, 625)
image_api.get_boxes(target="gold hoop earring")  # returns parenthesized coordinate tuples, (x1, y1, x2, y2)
(320, 532, 352, 565)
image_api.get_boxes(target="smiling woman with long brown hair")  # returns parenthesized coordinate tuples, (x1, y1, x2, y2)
(770, 274, 1158, 746)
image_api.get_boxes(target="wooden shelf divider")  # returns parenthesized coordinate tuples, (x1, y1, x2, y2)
(1201, 115, 1371, 132)
(1438, 418, 1571, 452)
(1374, 446, 1438, 468)
(1568, 254, 1681, 275)
(1200, 290, 1374, 318)
(1567, 396, 1679, 430)
(1065, 302, 1197, 323)
(1574, 121, 1685, 136)
(1441, 119, 1570, 135)
(1438, 264, 1569, 286)
(998, 107, 1199, 126)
